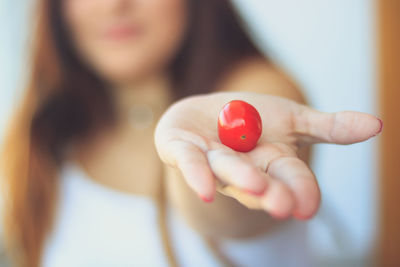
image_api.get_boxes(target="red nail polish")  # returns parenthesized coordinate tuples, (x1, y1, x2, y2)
(372, 118, 383, 137)
(377, 118, 383, 134)
(199, 194, 214, 203)
(244, 188, 265, 196)
(292, 211, 314, 221)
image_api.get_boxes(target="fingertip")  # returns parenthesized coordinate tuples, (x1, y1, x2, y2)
(266, 205, 294, 220)
(302, 110, 384, 145)
(291, 175, 321, 220)
(371, 117, 383, 137)
(335, 111, 383, 143)
(198, 181, 216, 203)
(261, 181, 295, 219)
(292, 210, 317, 221)
(292, 185, 321, 221)
(175, 147, 217, 204)
(198, 193, 214, 203)
(292, 200, 320, 221)
(192, 177, 216, 204)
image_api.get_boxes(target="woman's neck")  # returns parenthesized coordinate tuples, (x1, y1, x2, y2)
(111, 72, 173, 127)
(67, 72, 173, 197)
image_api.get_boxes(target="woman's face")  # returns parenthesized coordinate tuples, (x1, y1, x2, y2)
(62, 0, 188, 85)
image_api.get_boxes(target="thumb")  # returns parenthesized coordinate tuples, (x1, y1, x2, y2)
(293, 107, 383, 146)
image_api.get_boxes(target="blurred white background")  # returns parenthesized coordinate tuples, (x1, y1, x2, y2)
(1, 0, 379, 266)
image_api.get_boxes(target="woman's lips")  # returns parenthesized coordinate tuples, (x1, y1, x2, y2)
(103, 24, 142, 41)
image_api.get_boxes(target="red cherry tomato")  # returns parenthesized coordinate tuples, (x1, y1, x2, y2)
(218, 100, 262, 152)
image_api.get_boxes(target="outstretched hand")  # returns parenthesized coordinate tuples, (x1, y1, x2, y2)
(154, 92, 382, 220)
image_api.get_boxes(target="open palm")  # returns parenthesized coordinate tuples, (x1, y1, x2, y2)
(154, 92, 382, 220)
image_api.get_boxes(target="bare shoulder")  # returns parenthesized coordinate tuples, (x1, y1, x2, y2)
(216, 57, 308, 105)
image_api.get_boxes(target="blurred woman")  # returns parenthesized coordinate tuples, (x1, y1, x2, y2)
(0, 0, 382, 266)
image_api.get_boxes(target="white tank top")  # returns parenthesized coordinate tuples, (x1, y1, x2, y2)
(41, 160, 313, 267)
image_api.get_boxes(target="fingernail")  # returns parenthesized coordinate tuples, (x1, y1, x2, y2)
(372, 118, 383, 137)
(199, 194, 214, 203)
(268, 209, 291, 220)
(244, 188, 265, 196)
(292, 211, 314, 221)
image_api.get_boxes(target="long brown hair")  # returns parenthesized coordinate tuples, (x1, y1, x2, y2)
(0, 0, 265, 266)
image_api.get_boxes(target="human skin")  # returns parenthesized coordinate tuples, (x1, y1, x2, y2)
(154, 59, 382, 238)
(62, 0, 187, 86)
(62, 0, 382, 239)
